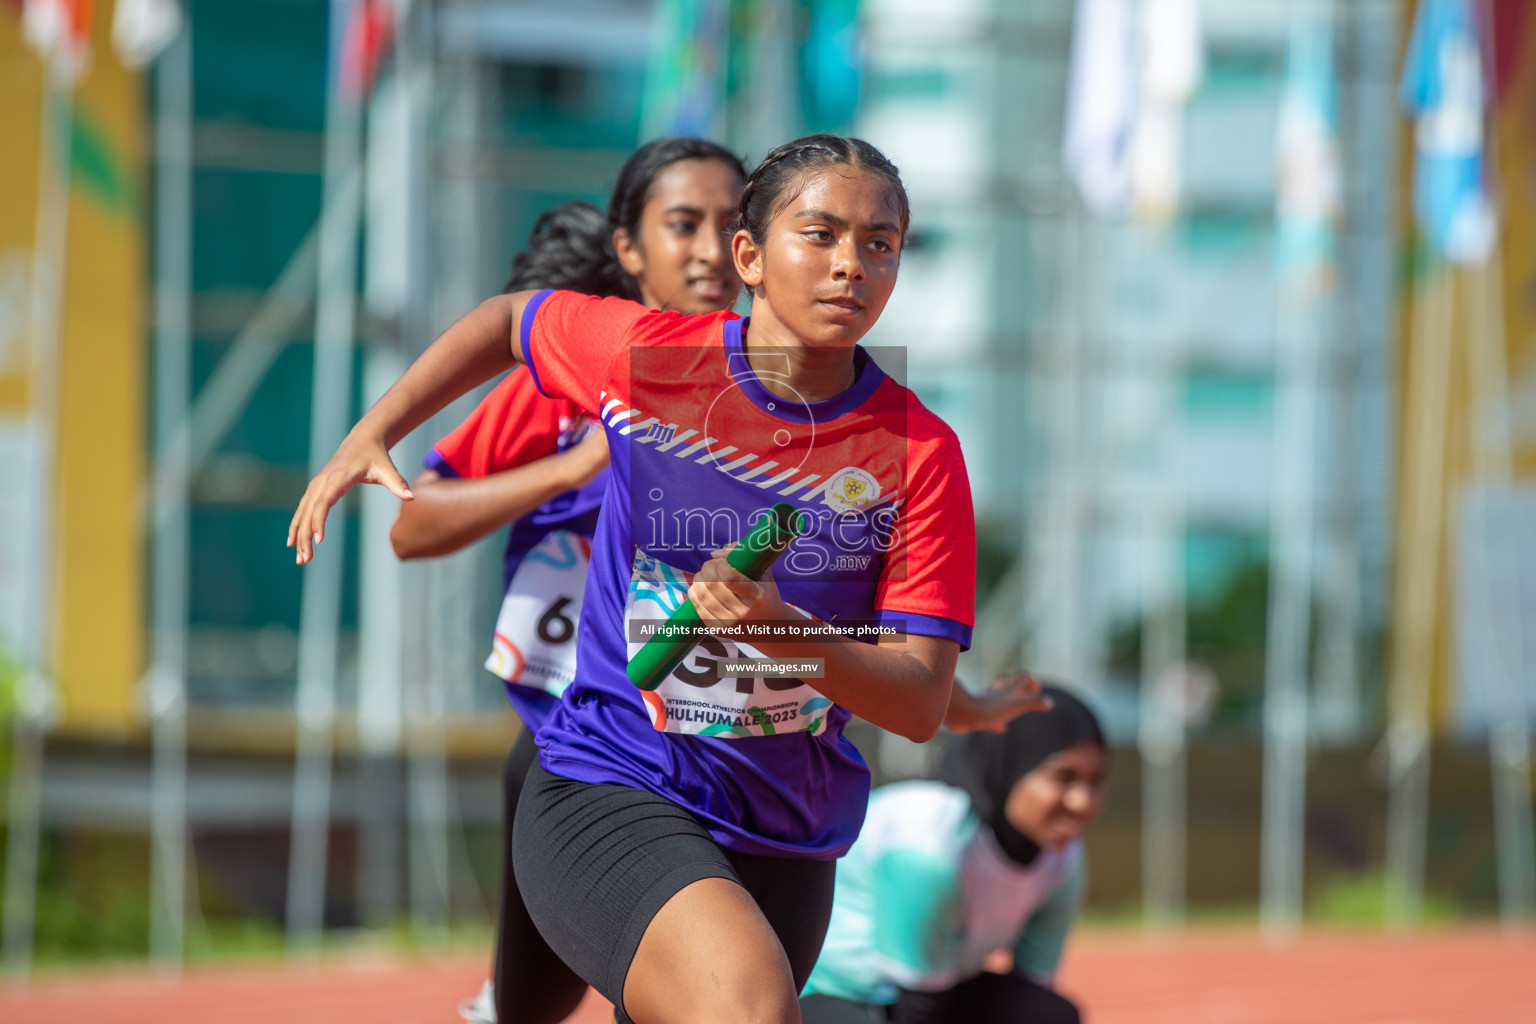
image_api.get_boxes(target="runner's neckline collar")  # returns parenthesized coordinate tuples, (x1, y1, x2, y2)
(723, 317, 885, 423)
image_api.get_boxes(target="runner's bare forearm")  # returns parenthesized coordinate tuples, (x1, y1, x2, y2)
(745, 629, 957, 742)
(391, 454, 593, 559)
(288, 292, 538, 563)
(366, 293, 530, 449)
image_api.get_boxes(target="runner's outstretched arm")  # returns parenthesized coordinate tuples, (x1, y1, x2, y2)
(287, 291, 537, 564)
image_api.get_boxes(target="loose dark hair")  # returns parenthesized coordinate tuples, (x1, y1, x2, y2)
(504, 137, 747, 300)
(736, 134, 911, 246)
(504, 201, 632, 297)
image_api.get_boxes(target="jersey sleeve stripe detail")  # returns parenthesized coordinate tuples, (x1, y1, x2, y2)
(754, 466, 801, 489)
(619, 416, 659, 437)
(654, 428, 698, 451)
(423, 448, 462, 479)
(608, 407, 642, 428)
(519, 289, 555, 397)
(875, 610, 973, 650)
(777, 472, 822, 496)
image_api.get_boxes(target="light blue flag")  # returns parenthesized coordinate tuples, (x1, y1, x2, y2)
(1275, 13, 1341, 292)
(1399, 0, 1495, 264)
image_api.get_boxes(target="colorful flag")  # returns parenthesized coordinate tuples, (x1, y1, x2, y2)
(1275, 11, 1341, 293)
(803, 0, 861, 132)
(641, 0, 729, 139)
(1063, 0, 1136, 215)
(1400, 0, 1495, 264)
(1489, 0, 1531, 98)
(339, 0, 394, 99)
(22, 0, 94, 79)
(111, 0, 181, 68)
(1129, 0, 1204, 227)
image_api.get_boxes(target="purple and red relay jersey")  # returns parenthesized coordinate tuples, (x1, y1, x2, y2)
(427, 367, 607, 732)
(520, 289, 977, 859)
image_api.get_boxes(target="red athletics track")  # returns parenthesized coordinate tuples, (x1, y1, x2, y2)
(2, 926, 1533, 1023)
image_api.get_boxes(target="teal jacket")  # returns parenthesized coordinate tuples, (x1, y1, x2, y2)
(803, 780, 1084, 1004)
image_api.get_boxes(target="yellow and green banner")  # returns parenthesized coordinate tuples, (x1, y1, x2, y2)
(1, 4, 146, 738)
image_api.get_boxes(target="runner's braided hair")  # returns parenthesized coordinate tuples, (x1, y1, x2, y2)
(506, 137, 748, 299)
(736, 135, 910, 246)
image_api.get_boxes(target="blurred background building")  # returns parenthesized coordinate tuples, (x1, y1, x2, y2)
(2, 0, 1535, 975)
(860, 0, 1399, 746)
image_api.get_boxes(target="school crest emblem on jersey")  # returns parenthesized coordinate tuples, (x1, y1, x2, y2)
(823, 467, 881, 513)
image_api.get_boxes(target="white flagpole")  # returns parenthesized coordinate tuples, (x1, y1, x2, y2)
(1384, 257, 1453, 928)
(287, 0, 366, 953)
(1132, 0, 1201, 929)
(1138, 328, 1188, 929)
(1260, 257, 1323, 942)
(146, 23, 195, 971)
(1466, 241, 1536, 929)
(1260, 0, 1338, 940)
(2, 63, 74, 985)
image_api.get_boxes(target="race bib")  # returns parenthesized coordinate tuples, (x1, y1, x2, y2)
(624, 551, 834, 738)
(486, 530, 591, 697)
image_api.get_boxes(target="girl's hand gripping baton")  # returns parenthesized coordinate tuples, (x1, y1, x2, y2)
(626, 502, 805, 691)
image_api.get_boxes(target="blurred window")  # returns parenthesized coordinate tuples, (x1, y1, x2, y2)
(1199, 46, 1282, 97)
(498, 62, 643, 147)
(1179, 207, 1268, 260)
(1181, 366, 1274, 420)
(868, 66, 954, 101)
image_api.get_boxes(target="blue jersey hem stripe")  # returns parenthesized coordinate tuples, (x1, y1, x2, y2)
(503, 683, 558, 732)
(876, 610, 973, 650)
(423, 448, 462, 478)
(520, 288, 555, 396)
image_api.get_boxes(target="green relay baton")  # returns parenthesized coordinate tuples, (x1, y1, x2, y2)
(627, 502, 806, 691)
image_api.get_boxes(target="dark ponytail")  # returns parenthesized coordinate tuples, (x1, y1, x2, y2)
(505, 138, 747, 300)
(504, 201, 633, 298)
(737, 134, 910, 246)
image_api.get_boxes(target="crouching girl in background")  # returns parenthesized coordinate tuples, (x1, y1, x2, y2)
(800, 685, 1108, 1024)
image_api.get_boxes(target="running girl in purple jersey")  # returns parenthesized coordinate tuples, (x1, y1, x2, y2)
(290, 135, 1012, 1024)
(388, 138, 748, 1024)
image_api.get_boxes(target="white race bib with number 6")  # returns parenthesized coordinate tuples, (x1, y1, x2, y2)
(486, 530, 591, 697)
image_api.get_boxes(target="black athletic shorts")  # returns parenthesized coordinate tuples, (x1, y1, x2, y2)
(493, 730, 587, 1024)
(512, 760, 837, 1022)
